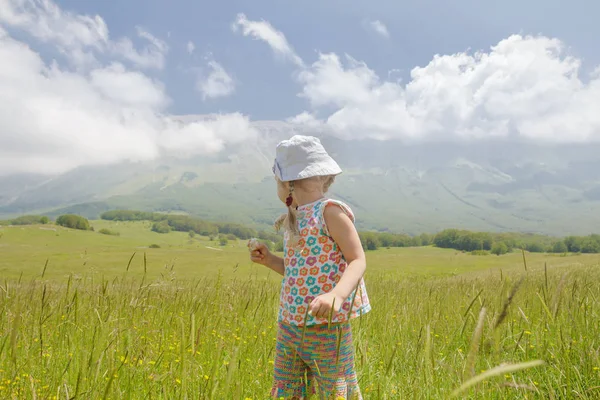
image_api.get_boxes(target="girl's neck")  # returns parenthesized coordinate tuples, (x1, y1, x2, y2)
(294, 191, 325, 207)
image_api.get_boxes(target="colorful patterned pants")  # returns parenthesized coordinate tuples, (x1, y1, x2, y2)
(270, 322, 362, 400)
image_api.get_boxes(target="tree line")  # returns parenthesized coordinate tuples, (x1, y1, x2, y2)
(4, 211, 600, 254)
(100, 210, 280, 243)
(361, 228, 600, 254)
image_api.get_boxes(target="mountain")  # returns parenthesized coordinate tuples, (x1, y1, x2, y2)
(2, 118, 600, 236)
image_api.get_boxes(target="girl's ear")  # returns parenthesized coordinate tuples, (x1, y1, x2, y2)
(277, 179, 289, 191)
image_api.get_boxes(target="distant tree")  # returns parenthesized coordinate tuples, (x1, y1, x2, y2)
(473, 232, 493, 250)
(525, 242, 546, 253)
(151, 221, 171, 234)
(11, 215, 49, 225)
(581, 239, 600, 254)
(551, 241, 568, 253)
(411, 236, 423, 247)
(419, 233, 432, 246)
(564, 236, 583, 253)
(101, 210, 156, 221)
(257, 230, 282, 243)
(433, 229, 460, 249)
(491, 242, 508, 256)
(377, 233, 395, 248)
(56, 214, 91, 230)
(275, 240, 284, 252)
(219, 235, 228, 246)
(188, 230, 195, 238)
(365, 236, 379, 251)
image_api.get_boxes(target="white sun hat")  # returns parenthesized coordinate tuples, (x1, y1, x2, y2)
(273, 135, 342, 182)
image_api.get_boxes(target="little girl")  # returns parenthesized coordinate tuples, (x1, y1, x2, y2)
(249, 135, 371, 399)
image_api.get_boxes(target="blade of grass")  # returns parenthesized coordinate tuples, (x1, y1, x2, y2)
(452, 360, 545, 397)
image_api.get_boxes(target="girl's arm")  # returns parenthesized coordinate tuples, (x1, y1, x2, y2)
(309, 205, 366, 318)
(250, 243, 285, 276)
(265, 253, 285, 276)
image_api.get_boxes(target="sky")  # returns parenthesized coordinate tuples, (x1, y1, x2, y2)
(1, 0, 600, 175)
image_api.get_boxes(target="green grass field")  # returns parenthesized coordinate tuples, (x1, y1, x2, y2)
(1, 221, 599, 399)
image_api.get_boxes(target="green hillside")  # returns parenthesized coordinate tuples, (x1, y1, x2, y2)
(1, 221, 599, 398)
(2, 126, 600, 236)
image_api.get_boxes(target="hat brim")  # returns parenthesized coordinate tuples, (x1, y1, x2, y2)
(273, 160, 342, 182)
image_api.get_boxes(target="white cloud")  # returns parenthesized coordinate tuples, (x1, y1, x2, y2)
(232, 13, 304, 67)
(231, 15, 600, 142)
(89, 63, 168, 109)
(0, 0, 109, 50)
(160, 114, 253, 155)
(0, 1, 256, 176)
(111, 27, 168, 70)
(287, 112, 323, 128)
(0, 0, 168, 69)
(366, 20, 389, 39)
(187, 40, 195, 54)
(196, 60, 236, 100)
(293, 35, 600, 142)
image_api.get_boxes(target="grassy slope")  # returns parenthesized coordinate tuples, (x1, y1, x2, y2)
(26, 171, 600, 237)
(1, 222, 599, 399)
(1, 221, 594, 281)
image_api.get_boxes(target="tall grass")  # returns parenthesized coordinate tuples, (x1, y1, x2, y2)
(0, 257, 599, 398)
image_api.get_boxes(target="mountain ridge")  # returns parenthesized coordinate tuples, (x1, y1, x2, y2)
(2, 119, 599, 236)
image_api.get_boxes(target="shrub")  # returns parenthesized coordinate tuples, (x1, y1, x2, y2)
(366, 236, 379, 251)
(98, 228, 120, 236)
(56, 214, 91, 230)
(149, 244, 161, 248)
(525, 242, 546, 253)
(11, 215, 49, 225)
(151, 221, 171, 234)
(581, 239, 600, 254)
(359, 232, 380, 251)
(552, 241, 568, 253)
(219, 236, 228, 246)
(491, 242, 509, 255)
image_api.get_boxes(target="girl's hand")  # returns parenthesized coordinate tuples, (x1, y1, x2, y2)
(249, 241, 272, 267)
(308, 291, 345, 319)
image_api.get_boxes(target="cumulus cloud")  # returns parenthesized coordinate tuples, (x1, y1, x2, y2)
(233, 15, 600, 142)
(196, 60, 236, 100)
(0, 0, 256, 176)
(112, 27, 169, 70)
(292, 35, 600, 142)
(0, 0, 109, 50)
(187, 40, 195, 54)
(286, 112, 323, 128)
(0, 0, 168, 69)
(232, 13, 304, 67)
(365, 20, 389, 39)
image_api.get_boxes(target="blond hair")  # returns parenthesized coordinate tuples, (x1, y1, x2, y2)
(275, 175, 336, 248)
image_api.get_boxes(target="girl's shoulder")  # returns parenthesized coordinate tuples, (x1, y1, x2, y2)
(314, 199, 356, 236)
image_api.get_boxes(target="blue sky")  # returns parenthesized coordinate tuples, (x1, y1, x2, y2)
(1, 0, 600, 175)
(48, 0, 600, 119)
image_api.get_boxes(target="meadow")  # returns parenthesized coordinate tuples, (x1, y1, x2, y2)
(0, 221, 599, 399)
